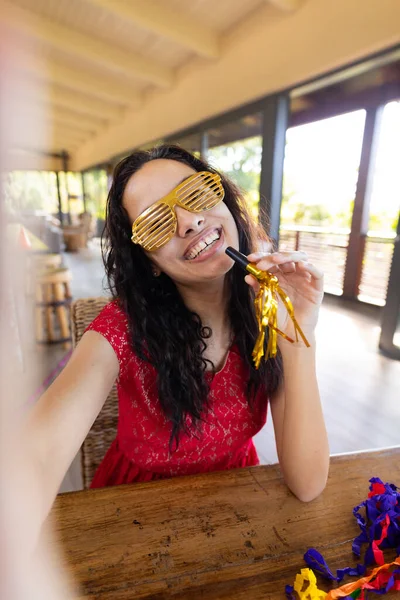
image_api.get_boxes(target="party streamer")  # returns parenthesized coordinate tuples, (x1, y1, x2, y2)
(287, 478, 400, 599)
(225, 247, 309, 368)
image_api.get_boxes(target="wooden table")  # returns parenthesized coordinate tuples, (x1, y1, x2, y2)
(50, 448, 400, 599)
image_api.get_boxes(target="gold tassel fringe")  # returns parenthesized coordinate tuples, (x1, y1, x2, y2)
(251, 271, 310, 369)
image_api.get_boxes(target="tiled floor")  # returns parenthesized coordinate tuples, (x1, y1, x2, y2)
(29, 240, 399, 492)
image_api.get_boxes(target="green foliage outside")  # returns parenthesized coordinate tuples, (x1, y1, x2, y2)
(58, 172, 85, 215)
(207, 133, 397, 236)
(207, 137, 261, 219)
(83, 169, 108, 220)
(2, 169, 108, 222)
(3, 171, 60, 216)
(280, 178, 354, 231)
(3, 102, 398, 238)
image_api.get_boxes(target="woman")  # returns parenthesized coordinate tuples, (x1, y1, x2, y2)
(25, 145, 329, 527)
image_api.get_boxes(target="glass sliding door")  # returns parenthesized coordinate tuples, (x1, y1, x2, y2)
(379, 209, 400, 360)
(280, 110, 366, 295)
(358, 101, 400, 306)
(3, 170, 60, 218)
(83, 169, 108, 228)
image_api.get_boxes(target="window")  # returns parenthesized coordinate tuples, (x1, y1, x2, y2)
(280, 110, 366, 295)
(83, 169, 108, 221)
(358, 101, 400, 305)
(207, 114, 262, 219)
(3, 170, 59, 217)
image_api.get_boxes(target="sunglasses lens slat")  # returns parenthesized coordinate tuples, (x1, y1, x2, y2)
(182, 172, 211, 189)
(134, 203, 170, 228)
(175, 172, 206, 197)
(138, 223, 174, 248)
(148, 225, 176, 250)
(133, 204, 175, 250)
(177, 172, 215, 200)
(183, 185, 223, 211)
(184, 185, 222, 210)
(131, 172, 225, 251)
(135, 211, 173, 238)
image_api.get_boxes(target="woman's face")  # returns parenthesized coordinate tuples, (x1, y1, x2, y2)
(123, 159, 239, 285)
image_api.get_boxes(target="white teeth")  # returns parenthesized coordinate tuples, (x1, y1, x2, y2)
(186, 230, 220, 260)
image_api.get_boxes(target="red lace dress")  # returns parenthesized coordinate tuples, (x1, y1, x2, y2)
(86, 301, 269, 488)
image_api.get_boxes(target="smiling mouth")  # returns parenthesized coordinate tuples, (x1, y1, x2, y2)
(185, 228, 222, 260)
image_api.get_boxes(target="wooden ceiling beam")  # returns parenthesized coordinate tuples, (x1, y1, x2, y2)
(89, 0, 219, 59)
(1, 1, 173, 87)
(3, 151, 61, 172)
(50, 115, 97, 135)
(13, 50, 142, 107)
(14, 103, 105, 133)
(28, 85, 123, 121)
(13, 139, 83, 156)
(10, 113, 91, 140)
(50, 107, 105, 130)
(51, 133, 89, 146)
(7, 124, 89, 155)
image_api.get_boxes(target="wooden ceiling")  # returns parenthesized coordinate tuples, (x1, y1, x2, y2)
(1, 0, 300, 157)
(2, 0, 398, 171)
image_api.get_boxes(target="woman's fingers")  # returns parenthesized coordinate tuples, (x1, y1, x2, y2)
(298, 261, 324, 290)
(244, 274, 260, 293)
(245, 252, 324, 292)
(271, 251, 309, 264)
(247, 251, 271, 261)
(247, 251, 308, 273)
(248, 252, 307, 274)
(278, 261, 296, 274)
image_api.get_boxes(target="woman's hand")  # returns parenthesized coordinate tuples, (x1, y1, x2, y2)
(245, 251, 324, 342)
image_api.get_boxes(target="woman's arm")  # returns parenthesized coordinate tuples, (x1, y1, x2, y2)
(270, 335, 329, 502)
(246, 250, 329, 501)
(15, 331, 119, 546)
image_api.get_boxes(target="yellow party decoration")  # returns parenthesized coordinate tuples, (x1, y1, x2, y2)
(251, 267, 310, 368)
(225, 247, 310, 369)
(293, 568, 327, 600)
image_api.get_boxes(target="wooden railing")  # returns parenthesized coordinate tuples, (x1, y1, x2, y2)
(358, 236, 396, 306)
(278, 225, 395, 306)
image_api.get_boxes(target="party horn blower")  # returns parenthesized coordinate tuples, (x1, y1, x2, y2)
(225, 247, 310, 368)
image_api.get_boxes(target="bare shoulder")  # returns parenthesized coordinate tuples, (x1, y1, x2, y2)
(63, 329, 120, 383)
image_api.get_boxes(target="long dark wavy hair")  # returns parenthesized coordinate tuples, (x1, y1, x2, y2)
(103, 144, 283, 449)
